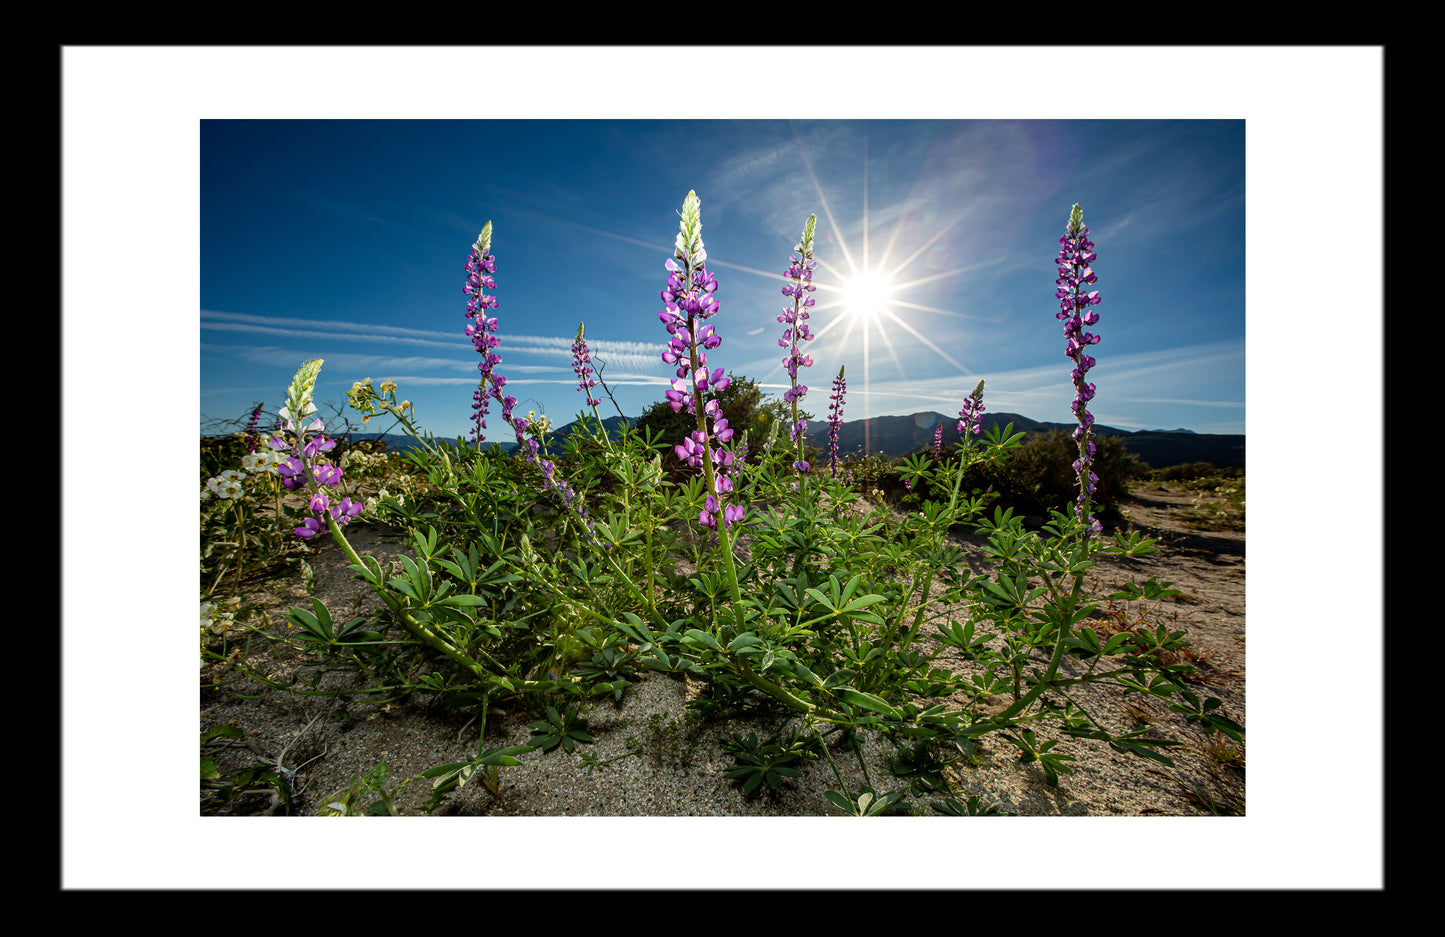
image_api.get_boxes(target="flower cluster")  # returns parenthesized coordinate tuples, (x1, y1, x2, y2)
(572, 323, 602, 409)
(464, 222, 516, 443)
(200, 599, 239, 638)
(348, 377, 408, 426)
(933, 423, 943, 459)
(659, 191, 744, 531)
(522, 410, 553, 440)
(1054, 203, 1103, 533)
(826, 365, 846, 477)
(203, 469, 247, 501)
(202, 448, 288, 503)
(659, 197, 727, 416)
(957, 379, 986, 439)
(266, 361, 362, 539)
(779, 214, 818, 471)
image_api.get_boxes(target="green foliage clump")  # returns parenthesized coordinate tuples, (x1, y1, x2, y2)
(1002, 430, 1147, 516)
(876, 430, 1146, 523)
(1149, 461, 1242, 483)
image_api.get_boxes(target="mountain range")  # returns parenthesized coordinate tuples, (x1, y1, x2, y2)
(344, 410, 1243, 470)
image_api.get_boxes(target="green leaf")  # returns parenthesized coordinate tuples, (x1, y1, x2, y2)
(387, 578, 422, 602)
(726, 632, 762, 652)
(682, 629, 722, 651)
(838, 688, 902, 719)
(433, 594, 490, 607)
(201, 724, 244, 746)
(419, 761, 471, 780)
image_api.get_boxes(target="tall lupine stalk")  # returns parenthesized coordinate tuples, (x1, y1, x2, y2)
(779, 214, 818, 476)
(463, 226, 592, 537)
(571, 321, 614, 456)
(654, 192, 760, 643)
(464, 222, 515, 444)
(655, 191, 818, 713)
(273, 359, 548, 691)
(826, 365, 846, 477)
(1054, 203, 1103, 535)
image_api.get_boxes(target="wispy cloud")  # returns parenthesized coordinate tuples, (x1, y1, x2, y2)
(203, 344, 477, 375)
(829, 340, 1244, 418)
(201, 309, 666, 374)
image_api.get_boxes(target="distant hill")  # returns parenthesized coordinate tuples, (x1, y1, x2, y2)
(328, 410, 1243, 471)
(795, 411, 1243, 470)
(335, 414, 632, 457)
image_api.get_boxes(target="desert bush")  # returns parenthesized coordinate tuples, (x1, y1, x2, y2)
(1149, 462, 1243, 483)
(1004, 430, 1146, 515)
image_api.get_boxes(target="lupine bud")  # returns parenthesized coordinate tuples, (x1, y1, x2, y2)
(278, 359, 323, 426)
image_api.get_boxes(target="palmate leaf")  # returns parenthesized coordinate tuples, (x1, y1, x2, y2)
(824, 786, 906, 816)
(931, 794, 1014, 817)
(422, 744, 534, 809)
(527, 705, 594, 753)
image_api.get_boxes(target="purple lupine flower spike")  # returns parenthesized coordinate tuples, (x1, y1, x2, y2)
(271, 359, 359, 540)
(572, 322, 602, 409)
(243, 402, 265, 452)
(461, 227, 593, 537)
(779, 214, 818, 472)
(957, 380, 986, 441)
(464, 221, 503, 444)
(659, 191, 745, 531)
(933, 423, 943, 459)
(827, 365, 846, 478)
(1055, 203, 1104, 535)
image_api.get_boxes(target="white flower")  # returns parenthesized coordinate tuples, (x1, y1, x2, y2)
(240, 451, 272, 473)
(200, 601, 235, 635)
(206, 469, 247, 500)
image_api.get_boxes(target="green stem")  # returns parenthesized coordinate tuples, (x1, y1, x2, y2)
(733, 661, 817, 715)
(323, 514, 498, 685)
(989, 570, 1084, 724)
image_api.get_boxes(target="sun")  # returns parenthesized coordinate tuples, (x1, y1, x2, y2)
(839, 269, 895, 324)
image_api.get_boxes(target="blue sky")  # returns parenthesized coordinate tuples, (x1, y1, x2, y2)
(200, 118, 1245, 440)
(64, 48, 1382, 889)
